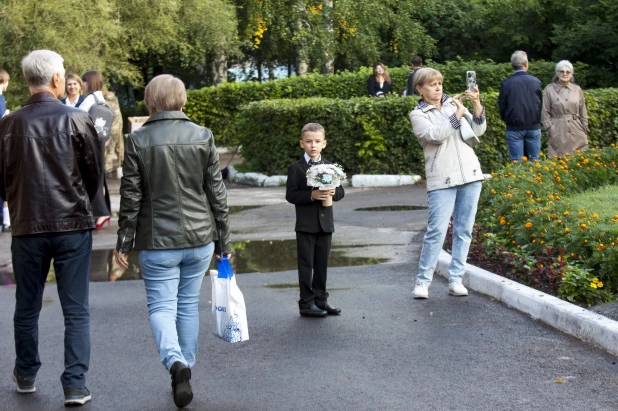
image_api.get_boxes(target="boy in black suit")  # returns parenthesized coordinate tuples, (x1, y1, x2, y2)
(286, 123, 345, 317)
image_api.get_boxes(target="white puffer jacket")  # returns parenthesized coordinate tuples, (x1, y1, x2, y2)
(409, 95, 486, 192)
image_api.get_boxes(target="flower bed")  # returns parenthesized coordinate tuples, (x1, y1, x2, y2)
(462, 147, 618, 306)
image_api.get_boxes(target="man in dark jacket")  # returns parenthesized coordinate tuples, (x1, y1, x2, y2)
(406, 56, 423, 96)
(498, 50, 543, 161)
(0, 50, 103, 406)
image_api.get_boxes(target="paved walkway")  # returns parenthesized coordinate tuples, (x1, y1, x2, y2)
(0, 182, 617, 410)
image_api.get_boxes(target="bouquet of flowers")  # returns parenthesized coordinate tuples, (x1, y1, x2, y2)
(306, 163, 347, 207)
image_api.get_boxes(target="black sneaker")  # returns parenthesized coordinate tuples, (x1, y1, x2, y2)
(170, 361, 193, 408)
(12, 369, 36, 394)
(63, 387, 92, 406)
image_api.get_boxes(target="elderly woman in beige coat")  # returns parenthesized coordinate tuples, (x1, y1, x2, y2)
(542, 60, 589, 157)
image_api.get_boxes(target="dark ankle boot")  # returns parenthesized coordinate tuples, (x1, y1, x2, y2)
(170, 361, 193, 408)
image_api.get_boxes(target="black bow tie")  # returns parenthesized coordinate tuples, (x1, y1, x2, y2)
(308, 159, 321, 166)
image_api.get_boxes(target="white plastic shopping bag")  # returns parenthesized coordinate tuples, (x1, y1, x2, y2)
(210, 256, 249, 343)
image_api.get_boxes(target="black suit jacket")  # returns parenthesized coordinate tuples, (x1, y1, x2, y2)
(60, 95, 86, 108)
(286, 157, 345, 233)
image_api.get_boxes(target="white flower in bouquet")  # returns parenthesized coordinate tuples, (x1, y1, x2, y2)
(306, 163, 347, 189)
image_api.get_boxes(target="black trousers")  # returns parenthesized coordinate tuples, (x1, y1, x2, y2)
(91, 176, 111, 217)
(296, 231, 332, 309)
(12, 231, 92, 389)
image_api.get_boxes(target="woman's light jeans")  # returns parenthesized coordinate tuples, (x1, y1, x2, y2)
(416, 181, 483, 285)
(139, 243, 214, 371)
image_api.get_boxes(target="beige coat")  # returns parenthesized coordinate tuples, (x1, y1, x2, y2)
(409, 95, 486, 192)
(542, 82, 589, 157)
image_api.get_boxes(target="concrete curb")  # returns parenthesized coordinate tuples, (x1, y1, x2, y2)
(436, 250, 618, 357)
(231, 173, 422, 188)
(351, 174, 421, 188)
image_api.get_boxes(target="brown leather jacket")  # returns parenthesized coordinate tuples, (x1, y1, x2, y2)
(116, 111, 231, 254)
(0, 92, 104, 236)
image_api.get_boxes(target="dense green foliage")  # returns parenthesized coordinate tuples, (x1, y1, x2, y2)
(2, 0, 617, 107)
(475, 148, 618, 305)
(233, 89, 618, 176)
(186, 60, 603, 146)
(0, 0, 237, 105)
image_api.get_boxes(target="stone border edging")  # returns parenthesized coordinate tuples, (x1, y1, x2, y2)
(436, 250, 618, 357)
(231, 169, 422, 188)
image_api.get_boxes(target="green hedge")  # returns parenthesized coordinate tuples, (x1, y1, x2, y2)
(235, 89, 618, 176)
(185, 60, 603, 147)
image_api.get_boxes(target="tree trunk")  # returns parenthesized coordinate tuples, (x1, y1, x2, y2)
(211, 43, 227, 86)
(296, 9, 309, 76)
(268, 61, 276, 81)
(257, 60, 263, 82)
(322, 0, 335, 75)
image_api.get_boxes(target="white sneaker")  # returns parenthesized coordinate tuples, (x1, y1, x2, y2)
(448, 282, 468, 296)
(413, 283, 429, 299)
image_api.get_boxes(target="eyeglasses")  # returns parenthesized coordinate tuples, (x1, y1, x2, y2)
(558, 70, 572, 74)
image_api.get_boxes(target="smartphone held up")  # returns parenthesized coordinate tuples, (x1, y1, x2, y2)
(466, 71, 477, 92)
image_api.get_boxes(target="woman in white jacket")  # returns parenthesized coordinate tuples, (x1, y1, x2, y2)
(409, 68, 486, 299)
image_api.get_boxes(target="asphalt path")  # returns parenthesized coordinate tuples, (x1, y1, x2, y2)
(0, 184, 617, 410)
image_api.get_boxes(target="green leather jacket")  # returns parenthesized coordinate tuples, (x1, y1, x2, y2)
(116, 111, 231, 254)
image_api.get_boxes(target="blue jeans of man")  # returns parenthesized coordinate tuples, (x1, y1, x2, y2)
(506, 129, 541, 161)
(139, 243, 214, 371)
(416, 181, 483, 284)
(12, 231, 92, 389)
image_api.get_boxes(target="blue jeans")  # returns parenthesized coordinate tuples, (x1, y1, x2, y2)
(416, 181, 483, 284)
(139, 243, 214, 371)
(506, 129, 541, 161)
(12, 231, 92, 389)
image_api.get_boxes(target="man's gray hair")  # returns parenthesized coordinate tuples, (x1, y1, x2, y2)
(21, 50, 65, 91)
(510, 51, 528, 70)
(555, 60, 574, 73)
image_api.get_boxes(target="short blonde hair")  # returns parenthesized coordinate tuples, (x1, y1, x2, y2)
(412, 68, 443, 94)
(0, 69, 9, 84)
(144, 74, 187, 114)
(301, 123, 325, 139)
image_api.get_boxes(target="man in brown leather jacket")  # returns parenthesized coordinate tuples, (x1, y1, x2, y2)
(0, 50, 103, 406)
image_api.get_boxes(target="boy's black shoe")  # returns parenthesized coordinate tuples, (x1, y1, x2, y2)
(2, 225, 10, 233)
(170, 361, 193, 408)
(299, 304, 328, 317)
(12, 369, 36, 394)
(316, 303, 341, 315)
(63, 387, 91, 406)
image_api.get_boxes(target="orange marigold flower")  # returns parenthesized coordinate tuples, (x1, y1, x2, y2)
(525, 222, 533, 229)
(555, 196, 561, 201)
(614, 215, 618, 221)
(564, 228, 570, 234)
(592, 213, 598, 218)
(550, 214, 557, 220)
(598, 244, 605, 250)
(563, 211, 569, 216)
(580, 224, 587, 230)
(535, 163, 541, 169)
(522, 156, 528, 162)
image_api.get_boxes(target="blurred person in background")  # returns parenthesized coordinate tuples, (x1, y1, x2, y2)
(80, 71, 111, 229)
(60, 73, 85, 108)
(103, 88, 123, 174)
(0, 69, 11, 232)
(367, 62, 393, 97)
(542, 60, 589, 157)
